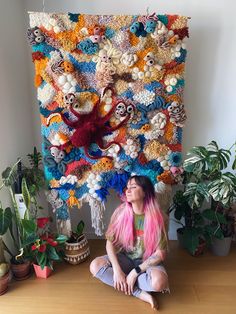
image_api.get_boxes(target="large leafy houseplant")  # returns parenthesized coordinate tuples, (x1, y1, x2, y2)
(171, 187, 210, 255)
(183, 141, 236, 238)
(0, 148, 46, 263)
(171, 141, 236, 255)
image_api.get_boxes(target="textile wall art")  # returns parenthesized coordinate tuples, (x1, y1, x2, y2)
(27, 12, 189, 235)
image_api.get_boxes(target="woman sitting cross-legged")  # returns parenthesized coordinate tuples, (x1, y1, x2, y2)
(90, 175, 170, 310)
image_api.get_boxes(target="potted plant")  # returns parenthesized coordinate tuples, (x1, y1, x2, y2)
(0, 207, 12, 295)
(183, 140, 236, 256)
(23, 217, 68, 278)
(0, 148, 46, 279)
(170, 189, 209, 256)
(64, 220, 90, 265)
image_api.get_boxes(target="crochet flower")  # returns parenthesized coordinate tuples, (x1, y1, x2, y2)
(57, 73, 77, 94)
(123, 138, 141, 159)
(37, 83, 56, 107)
(142, 111, 166, 140)
(164, 75, 179, 93)
(59, 175, 78, 185)
(168, 151, 182, 167)
(133, 90, 155, 106)
(157, 150, 172, 171)
(92, 40, 122, 71)
(107, 144, 120, 159)
(170, 40, 187, 60)
(121, 52, 138, 67)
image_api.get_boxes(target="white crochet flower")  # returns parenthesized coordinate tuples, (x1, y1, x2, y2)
(60, 175, 78, 185)
(157, 151, 172, 170)
(170, 39, 187, 60)
(92, 40, 122, 71)
(133, 90, 155, 106)
(38, 83, 56, 107)
(164, 76, 178, 92)
(29, 13, 65, 33)
(58, 73, 77, 94)
(151, 113, 167, 129)
(107, 144, 120, 159)
(87, 173, 102, 200)
(123, 138, 140, 159)
(121, 52, 138, 67)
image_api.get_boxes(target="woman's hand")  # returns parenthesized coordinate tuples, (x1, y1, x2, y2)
(113, 268, 128, 294)
(126, 269, 138, 295)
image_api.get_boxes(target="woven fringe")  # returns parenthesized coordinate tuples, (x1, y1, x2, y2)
(87, 196, 105, 236)
(57, 218, 72, 237)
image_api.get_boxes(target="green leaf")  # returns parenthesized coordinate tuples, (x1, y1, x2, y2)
(37, 252, 47, 269)
(22, 219, 37, 234)
(22, 234, 38, 247)
(182, 227, 200, 255)
(47, 246, 60, 261)
(0, 207, 12, 235)
(21, 177, 31, 210)
(76, 221, 85, 236)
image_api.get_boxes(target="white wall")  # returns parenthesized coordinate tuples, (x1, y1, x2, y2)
(0, 0, 35, 255)
(13, 0, 236, 239)
(0, 0, 34, 203)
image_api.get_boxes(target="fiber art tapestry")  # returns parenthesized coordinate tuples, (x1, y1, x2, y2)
(27, 12, 189, 235)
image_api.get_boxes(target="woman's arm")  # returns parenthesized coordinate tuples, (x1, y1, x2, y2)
(125, 248, 166, 294)
(106, 240, 128, 294)
(139, 248, 166, 271)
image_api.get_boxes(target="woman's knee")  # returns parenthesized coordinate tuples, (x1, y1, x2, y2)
(150, 270, 168, 292)
(89, 257, 109, 276)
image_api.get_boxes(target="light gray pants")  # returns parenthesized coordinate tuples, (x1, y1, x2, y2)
(94, 252, 169, 297)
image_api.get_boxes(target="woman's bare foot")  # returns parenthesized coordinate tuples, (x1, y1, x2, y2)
(137, 290, 158, 310)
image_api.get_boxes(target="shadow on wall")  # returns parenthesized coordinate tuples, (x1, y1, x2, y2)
(183, 22, 221, 151)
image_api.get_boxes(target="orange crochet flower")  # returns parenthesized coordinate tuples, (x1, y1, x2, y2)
(157, 171, 175, 185)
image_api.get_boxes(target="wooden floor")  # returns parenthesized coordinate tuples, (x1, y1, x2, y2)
(1, 240, 236, 314)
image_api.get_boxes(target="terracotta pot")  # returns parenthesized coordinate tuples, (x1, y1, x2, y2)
(64, 234, 90, 265)
(11, 260, 31, 281)
(0, 271, 10, 296)
(33, 264, 53, 279)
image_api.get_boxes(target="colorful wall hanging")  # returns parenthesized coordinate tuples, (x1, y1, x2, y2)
(27, 12, 189, 236)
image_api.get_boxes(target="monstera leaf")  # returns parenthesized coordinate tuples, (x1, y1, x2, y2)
(184, 141, 231, 176)
(208, 172, 236, 207)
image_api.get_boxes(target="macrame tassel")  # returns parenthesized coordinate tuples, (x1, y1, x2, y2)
(57, 218, 72, 237)
(155, 182, 173, 214)
(87, 196, 105, 236)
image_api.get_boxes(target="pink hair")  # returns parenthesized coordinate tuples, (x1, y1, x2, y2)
(106, 195, 168, 260)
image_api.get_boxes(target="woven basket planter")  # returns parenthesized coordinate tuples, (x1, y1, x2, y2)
(64, 234, 90, 265)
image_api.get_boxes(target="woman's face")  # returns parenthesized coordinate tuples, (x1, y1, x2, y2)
(125, 178, 145, 203)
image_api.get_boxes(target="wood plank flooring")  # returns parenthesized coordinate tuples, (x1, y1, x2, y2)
(1, 240, 236, 314)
